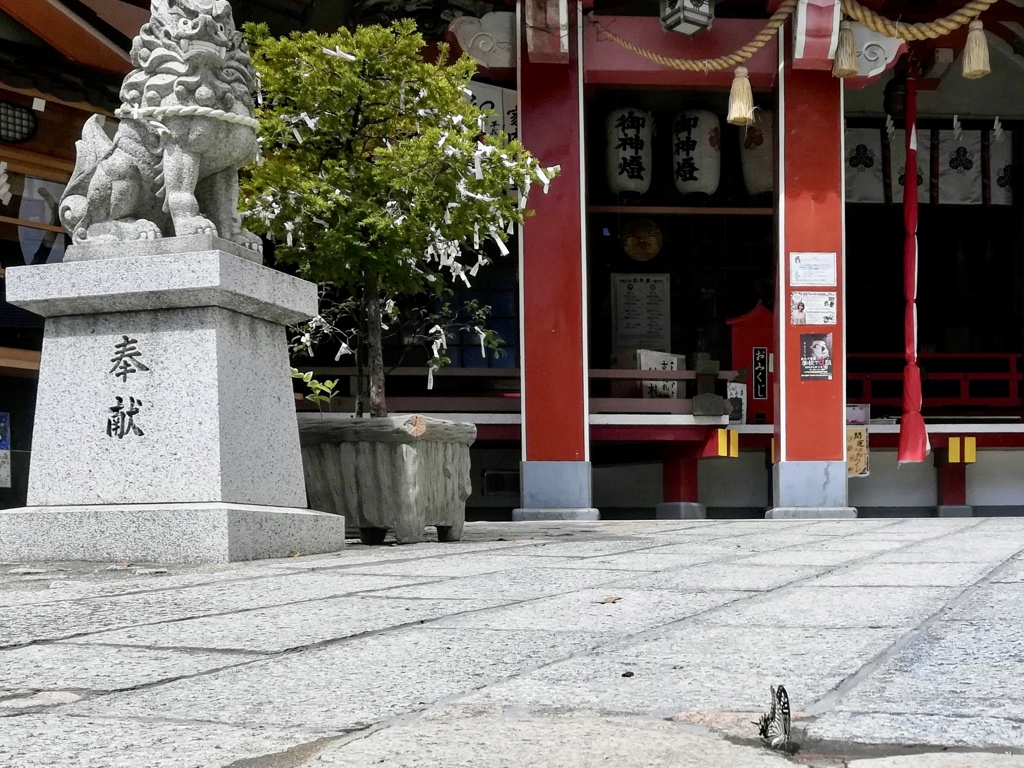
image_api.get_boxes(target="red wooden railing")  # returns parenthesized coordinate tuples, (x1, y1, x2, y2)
(295, 367, 736, 415)
(298, 353, 1024, 415)
(847, 353, 1023, 410)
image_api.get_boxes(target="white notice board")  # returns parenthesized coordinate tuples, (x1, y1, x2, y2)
(611, 274, 671, 352)
(790, 252, 837, 287)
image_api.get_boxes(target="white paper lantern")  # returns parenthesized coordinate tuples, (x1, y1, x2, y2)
(606, 108, 652, 195)
(672, 110, 720, 195)
(739, 109, 774, 196)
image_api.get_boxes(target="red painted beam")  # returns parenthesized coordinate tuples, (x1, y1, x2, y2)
(0, 0, 131, 75)
(584, 17, 778, 89)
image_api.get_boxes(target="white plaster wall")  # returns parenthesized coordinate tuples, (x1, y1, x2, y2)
(593, 463, 662, 508)
(966, 450, 1024, 506)
(848, 450, 937, 507)
(699, 453, 769, 508)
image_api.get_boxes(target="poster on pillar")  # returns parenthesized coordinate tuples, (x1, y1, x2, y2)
(790, 291, 837, 326)
(0, 412, 10, 488)
(611, 274, 671, 353)
(799, 333, 833, 381)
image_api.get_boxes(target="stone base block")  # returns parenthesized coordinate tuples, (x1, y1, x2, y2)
(0, 503, 346, 564)
(765, 506, 858, 519)
(512, 508, 600, 521)
(937, 505, 974, 517)
(655, 502, 707, 520)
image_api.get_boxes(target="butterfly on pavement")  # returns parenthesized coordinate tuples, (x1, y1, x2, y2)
(754, 684, 791, 749)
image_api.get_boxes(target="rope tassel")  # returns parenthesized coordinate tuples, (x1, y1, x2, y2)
(833, 20, 858, 78)
(962, 20, 991, 79)
(727, 67, 754, 126)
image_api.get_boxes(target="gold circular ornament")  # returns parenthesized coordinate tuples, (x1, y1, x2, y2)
(622, 218, 663, 262)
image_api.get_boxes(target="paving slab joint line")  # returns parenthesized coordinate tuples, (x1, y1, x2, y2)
(0, 575, 476, 652)
(801, 550, 1024, 720)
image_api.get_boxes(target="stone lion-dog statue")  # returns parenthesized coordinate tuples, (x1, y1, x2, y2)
(60, 0, 262, 253)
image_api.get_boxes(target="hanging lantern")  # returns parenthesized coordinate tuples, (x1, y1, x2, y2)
(606, 108, 653, 195)
(660, 0, 715, 36)
(672, 110, 721, 196)
(739, 109, 774, 195)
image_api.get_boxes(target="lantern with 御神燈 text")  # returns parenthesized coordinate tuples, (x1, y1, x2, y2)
(672, 110, 721, 196)
(606, 108, 652, 195)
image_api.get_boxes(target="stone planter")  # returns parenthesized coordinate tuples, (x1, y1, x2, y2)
(298, 413, 476, 544)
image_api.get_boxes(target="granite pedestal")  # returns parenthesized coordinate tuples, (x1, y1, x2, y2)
(0, 241, 346, 563)
(513, 461, 600, 521)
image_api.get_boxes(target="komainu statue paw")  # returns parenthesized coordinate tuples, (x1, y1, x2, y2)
(86, 219, 163, 242)
(231, 230, 264, 253)
(175, 216, 217, 237)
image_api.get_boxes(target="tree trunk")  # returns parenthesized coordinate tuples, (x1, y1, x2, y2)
(363, 268, 388, 417)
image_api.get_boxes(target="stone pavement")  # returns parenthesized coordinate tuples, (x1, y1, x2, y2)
(2, 517, 1024, 767)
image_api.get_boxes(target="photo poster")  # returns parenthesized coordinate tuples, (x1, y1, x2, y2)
(790, 291, 837, 326)
(0, 412, 9, 489)
(611, 274, 671, 353)
(800, 332, 833, 380)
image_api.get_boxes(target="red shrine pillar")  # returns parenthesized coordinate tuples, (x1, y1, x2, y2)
(513, 0, 597, 520)
(767, 30, 855, 518)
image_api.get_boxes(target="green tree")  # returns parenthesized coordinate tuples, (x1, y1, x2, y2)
(241, 20, 557, 416)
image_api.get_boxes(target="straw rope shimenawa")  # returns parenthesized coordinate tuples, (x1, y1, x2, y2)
(590, 0, 1000, 123)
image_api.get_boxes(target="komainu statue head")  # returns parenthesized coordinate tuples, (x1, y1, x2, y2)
(60, 0, 264, 255)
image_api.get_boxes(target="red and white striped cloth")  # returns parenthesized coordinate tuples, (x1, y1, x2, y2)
(898, 76, 930, 464)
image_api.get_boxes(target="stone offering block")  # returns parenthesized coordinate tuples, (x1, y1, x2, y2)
(0, 244, 346, 563)
(299, 414, 476, 544)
